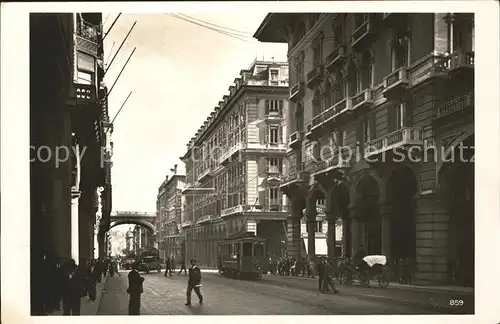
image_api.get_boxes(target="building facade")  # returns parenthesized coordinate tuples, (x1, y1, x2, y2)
(181, 60, 290, 267)
(254, 13, 474, 286)
(156, 174, 186, 260)
(30, 13, 112, 314)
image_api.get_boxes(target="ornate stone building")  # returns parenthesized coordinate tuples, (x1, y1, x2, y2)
(156, 174, 186, 260)
(181, 59, 290, 267)
(254, 13, 474, 286)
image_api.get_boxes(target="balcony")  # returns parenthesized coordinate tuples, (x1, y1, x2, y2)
(382, 67, 410, 98)
(325, 46, 346, 71)
(321, 97, 353, 127)
(261, 199, 287, 212)
(181, 221, 193, 228)
(305, 123, 312, 139)
(448, 51, 474, 77)
(435, 92, 474, 121)
(311, 149, 352, 177)
(196, 215, 214, 224)
(267, 165, 281, 174)
(364, 127, 423, 159)
(351, 88, 374, 111)
(197, 167, 213, 182)
(219, 143, 244, 165)
(76, 19, 100, 57)
(221, 205, 246, 217)
(351, 19, 374, 49)
(306, 66, 323, 89)
(265, 110, 283, 124)
(280, 163, 308, 188)
(289, 81, 304, 102)
(289, 131, 304, 149)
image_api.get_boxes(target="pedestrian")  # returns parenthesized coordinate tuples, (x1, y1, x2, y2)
(185, 258, 203, 306)
(317, 258, 325, 292)
(323, 260, 339, 294)
(87, 260, 97, 302)
(127, 262, 145, 315)
(61, 259, 88, 316)
(178, 259, 187, 275)
(165, 257, 171, 277)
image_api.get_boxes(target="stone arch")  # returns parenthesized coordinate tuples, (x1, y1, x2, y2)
(306, 184, 326, 220)
(349, 169, 385, 207)
(109, 219, 156, 234)
(326, 183, 350, 220)
(382, 162, 421, 197)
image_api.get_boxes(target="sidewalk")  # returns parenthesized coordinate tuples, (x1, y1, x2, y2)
(50, 275, 109, 316)
(266, 273, 473, 294)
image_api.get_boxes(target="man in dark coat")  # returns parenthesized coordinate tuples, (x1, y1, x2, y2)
(317, 258, 326, 292)
(127, 262, 145, 315)
(165, 257, 172, 277)
(185, 258, 203, 306)
(61, 259, 88, 315)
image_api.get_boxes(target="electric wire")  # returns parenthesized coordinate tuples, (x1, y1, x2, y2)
(175, 12, 254, 37)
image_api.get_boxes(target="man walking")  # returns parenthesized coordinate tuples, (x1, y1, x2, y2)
(61, 259, 88, 315)
(178, 259, 187, 275)
(185, 258, 203, 306)
(127, 262, 145, 315)
(165, 257, 172, 277)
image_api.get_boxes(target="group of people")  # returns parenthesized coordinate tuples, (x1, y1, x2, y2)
(164, 257, 187, 276)
(41, 257, 116, 315)
(127, 258, 203, 315)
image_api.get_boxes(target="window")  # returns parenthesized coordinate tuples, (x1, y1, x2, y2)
(77, 70, 93, 85)
(242, 242, 253, 256)
(269, 188, 280, 206)
(254, 243, 264, 257)
(363, 117, 375, 142)
(354, 13, 368, 29)
(333, 24, 343, 47)
(313, 90, 322, 116)
(268, 158, 282, 172)
(268, 127, 280, 144)
(266, 100, 283, 115)
(270, 69, 279, 81)
(295, 103, 304, 131)
(388, 102, 406, 132)
(391, 24, 410, 71)
(315, 221, 323, 233)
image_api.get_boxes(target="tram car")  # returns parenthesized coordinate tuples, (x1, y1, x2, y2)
(218, 231, 269, 279)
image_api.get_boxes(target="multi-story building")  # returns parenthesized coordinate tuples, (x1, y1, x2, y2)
(254, 13, 474, 286)
(30, 13, 112, 314)
(181, 59, 290, 267)
(156, 173, 186, 260)
(125, 228, 134, 254)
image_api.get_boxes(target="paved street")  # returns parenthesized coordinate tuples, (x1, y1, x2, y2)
(97, 270, 473, 315)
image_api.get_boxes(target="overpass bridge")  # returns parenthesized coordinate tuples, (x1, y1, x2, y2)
(109, 211, 157, 233)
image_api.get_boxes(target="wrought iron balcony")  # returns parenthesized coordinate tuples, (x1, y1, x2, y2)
(351, 19, 373, 48)
(321, 97, 353, 126)
(280, 163, 308, 188)
(265, 110, 283, 124)
(306, 66, 323, 89)
(436, 92, 474, 121)
(325, 46, 346, 71)
(289, 81, 304, 102)
(351, 88, 374, 111)
(181, 221, 192, 228)
(364, 127, 423, 159)
(382, 67, 410, 98)
(310, 149, 351, 177)
(197, 167, 213, 182)
(76, 19, 100, 57)
(262, 198, 287, 212)
(221, 205, 246, 217)
(289, 131, 304, 149)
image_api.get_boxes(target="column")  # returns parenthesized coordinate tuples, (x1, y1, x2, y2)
(349, 205, 360, 258)
(97, 231, 105, 259)
(379, 203, 393, 259)
(413, 190, 449, 285)
(306, 218, 316, 261)
(326, 215, 336, 260)
(71, 189, 81, 262)
(286, 201, 302, 260)
(79, 189, 90, 264)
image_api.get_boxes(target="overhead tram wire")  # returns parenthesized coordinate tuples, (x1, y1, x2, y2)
(165, 13, 256, 43)
(175, 13, 254, 37)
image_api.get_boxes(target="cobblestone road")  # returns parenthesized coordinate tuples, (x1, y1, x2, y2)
(97, 270, 473, 315)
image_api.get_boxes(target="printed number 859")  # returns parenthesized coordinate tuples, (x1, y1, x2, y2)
(450, 299, 464, 306)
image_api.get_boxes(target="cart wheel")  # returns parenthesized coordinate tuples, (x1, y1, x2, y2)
(378, 272, 390, 288)
(360, 275, 370, 287)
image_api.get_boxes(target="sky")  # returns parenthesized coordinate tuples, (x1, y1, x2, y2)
(102, 13, 287, 216)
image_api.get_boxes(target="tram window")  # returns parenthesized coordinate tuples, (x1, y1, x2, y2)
(242, 242, 253, 256)
(254, 243, 264, 256)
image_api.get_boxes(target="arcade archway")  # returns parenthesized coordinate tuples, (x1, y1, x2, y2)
(439, 134, 474, 286)
(386, 166, 418, 262)
(304, 186, 326, 258)
(354, 175, 381, 255)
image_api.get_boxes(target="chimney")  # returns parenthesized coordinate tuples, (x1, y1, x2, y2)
(165, 175, 169, 183)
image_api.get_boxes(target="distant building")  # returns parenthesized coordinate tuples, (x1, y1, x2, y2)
(181, 59, 290, 267)
(156, 173, 186, 260)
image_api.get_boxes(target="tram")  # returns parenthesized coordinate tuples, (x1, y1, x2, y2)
(218, 231, 269, 279)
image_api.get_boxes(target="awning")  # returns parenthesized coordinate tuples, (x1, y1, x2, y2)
(302, 238, 328, 256)
(302, 205, 326, 217)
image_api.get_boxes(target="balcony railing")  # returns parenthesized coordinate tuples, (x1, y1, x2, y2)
(267, 165, 280, 174)
(261, 199, 288, 212)
(351, 88, 374, 110)
(280, 162, 308, 187)
(289, 81, 304, 101)
(181, 221, 192, 228)
(197, 167, 213, 182)
(321, 97, 353, 126)
(382, 67, 409, 97)
(221, 205, 246, 217)
(436, 92, 474, 120)
(364, 127, 423, 158)
(219, 143, 244, 165)
(351, 19, 373, 48)
(310, 149, 351, 176)
(449, 51, 475, 72)
(196, 215, 214, 224)
(306, 66, 323, 89)
(325, 45, 346, 70)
